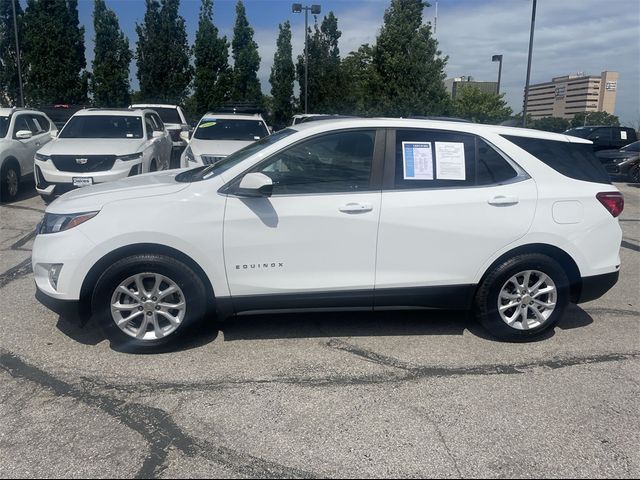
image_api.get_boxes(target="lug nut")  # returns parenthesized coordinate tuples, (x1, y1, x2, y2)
(152, 297, 157, 301)
(146, 311, 152, 316)
(155, 306, 161, 310)
(138, 306, 143, 311)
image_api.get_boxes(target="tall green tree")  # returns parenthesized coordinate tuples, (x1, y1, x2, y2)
(231, 1, 261, 103)
(368, 0, 450, 116)
(0, 0, 24, 106)
(192, 0, 231, 114)
(92, 0, 132, 107)
(22, 0, 87, 104)
(341, 44, 374, 115)
(453, 87, 512, 124)
(136, 0, 192, 104)
(269, 21, 294, 128)
(570, 111, 620, 128)
(296, 11, 342, 113)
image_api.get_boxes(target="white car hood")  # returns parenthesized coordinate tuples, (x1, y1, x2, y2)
(47, 170, 189, 213)
(39, 138, 147, 156)
(189, 138, 253, 157)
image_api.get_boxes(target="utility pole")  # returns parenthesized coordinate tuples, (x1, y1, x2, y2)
(292, 3, 321, 114)
(523, 0, 537, 128)
(11, 0, 24, 107)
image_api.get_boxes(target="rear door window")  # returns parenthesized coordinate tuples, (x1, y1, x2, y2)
(393, 129, 476, 189)
(503, 135, 611, 184)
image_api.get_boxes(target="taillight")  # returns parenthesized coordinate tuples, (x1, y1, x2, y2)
(596, 192, 624, 217)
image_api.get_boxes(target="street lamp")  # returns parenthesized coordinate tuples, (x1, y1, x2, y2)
(492, 54, 503, 95)
(11, 0, 24, 107)
(522, 0, 537, 127)
(292, 3, 321, 114)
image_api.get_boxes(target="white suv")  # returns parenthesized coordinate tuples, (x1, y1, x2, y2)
(181, 112, 269, 167)
(0, 108, 57, 202)
(35, 108, 172, 201)
(32, 119, 623, 350)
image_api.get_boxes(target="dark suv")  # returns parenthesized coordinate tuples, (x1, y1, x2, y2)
(565, 125, 638, 152)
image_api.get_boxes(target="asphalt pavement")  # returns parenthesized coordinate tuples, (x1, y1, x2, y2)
(0, 181, 638, 478)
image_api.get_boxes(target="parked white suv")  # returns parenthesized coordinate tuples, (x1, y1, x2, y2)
(181, 112, 269, 167)
(33, 119, 623, 350)
(35, 108, 172, 201)
(0, 108, 57, 202)
(130, 104, 189, 167)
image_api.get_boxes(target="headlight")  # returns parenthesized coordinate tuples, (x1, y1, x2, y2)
(38, 211, 99, 234)
(35, 153, 51, 162)
(184, 146, 197, 163)
(117, 152, 143, 161)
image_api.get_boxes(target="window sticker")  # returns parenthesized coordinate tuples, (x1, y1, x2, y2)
(621, 131, 627, 140)
(199, 121, 217, 128)
(435, 142, 466, 180)
(402, 142, 434, 180)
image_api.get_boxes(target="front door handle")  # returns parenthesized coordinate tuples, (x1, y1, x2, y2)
(339, 202, 373, 213)
(488, 196, 519, 206)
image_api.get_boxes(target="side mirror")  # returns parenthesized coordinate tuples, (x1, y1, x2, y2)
(50, 130, 59, 138)
(235, 172, 273, 197)
(180, 131, 190, 143)
(152, 130, 164, 138)
(16, 130, 33, 140)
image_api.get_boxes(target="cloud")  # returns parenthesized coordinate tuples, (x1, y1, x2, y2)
(436, 0, 640, 125)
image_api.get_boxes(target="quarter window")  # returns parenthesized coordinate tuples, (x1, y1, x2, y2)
(254, 130, 376, 195)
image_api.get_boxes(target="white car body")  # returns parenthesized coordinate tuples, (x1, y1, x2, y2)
(35, 108, 172, 199)
(0, 108, 57, 201)
(33, 118, 623, 344)
(130, 104, 189, 149)
(181, 113, 269, 167)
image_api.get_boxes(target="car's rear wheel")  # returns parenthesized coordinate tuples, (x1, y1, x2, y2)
(629, 164, 639, 183)
(92, 254, 207, 350)
(1, 161, 20, 202)
(475, 253, 569, 341)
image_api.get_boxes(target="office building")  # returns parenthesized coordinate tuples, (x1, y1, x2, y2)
(524, 71, 618, 120)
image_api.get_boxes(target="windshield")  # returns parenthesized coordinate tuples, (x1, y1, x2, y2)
(176, 128, 297, 183)
(0, 116, 9, 138)
(193, 118, 269, 141)
(59, 115, 143, 139)
(150, 107, 182, 125)
(621, 141, 639, 152)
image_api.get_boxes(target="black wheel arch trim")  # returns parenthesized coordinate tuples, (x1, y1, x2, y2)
(476, 243, 582, 303)
(80, 243, 217, 322)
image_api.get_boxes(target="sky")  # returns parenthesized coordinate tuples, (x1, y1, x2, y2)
(25, 0, 640, 126)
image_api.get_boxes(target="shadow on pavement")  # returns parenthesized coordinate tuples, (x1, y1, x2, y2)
(54, 304, 595, 351)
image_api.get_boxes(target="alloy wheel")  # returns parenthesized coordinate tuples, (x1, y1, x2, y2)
(110, 272, 186, 341)
(497, 270, 557, 330)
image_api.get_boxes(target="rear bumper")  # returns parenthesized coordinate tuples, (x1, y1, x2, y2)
(576, 271, 619, 304)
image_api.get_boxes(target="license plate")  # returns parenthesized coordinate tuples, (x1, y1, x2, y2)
(72, 177, 93, 187)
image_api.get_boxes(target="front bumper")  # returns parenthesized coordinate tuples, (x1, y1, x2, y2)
(576, 270, 620, 303)
(35, 287, 85, 323)
(35, 160, 141, 197)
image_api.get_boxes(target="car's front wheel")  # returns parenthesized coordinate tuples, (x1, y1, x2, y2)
(475, 253, 569, 341)
(92, 254, 208, 350)
(629, 164, 639, 183)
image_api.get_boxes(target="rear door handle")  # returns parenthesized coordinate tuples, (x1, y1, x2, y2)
(488, 196, 519, 206)
(339, 202, 373, 213)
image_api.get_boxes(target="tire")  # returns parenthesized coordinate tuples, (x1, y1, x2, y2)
(92, 254, 207, 351)
(0, 161, 20, 203)
(474, 253, 569, 341)
(40, 194, 54, 205)
(629, 164, 640, 184)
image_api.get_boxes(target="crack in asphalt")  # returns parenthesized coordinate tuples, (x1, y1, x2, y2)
(0, 348, 318, 479)
(584, 307, 639, 318)
(621, 240, 640, 252)
(8, 229, 36, 251)
(0, 203, 45, 213)
(76, 340, 640, 397)
(0, 257, 32, 289)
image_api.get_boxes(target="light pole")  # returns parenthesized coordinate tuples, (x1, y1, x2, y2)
(292, 3, 321, 114)
(11, 0, 24, 107)
(492, 54, 503, 95)
(522, 0, 537, 127)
